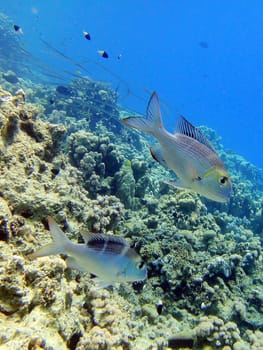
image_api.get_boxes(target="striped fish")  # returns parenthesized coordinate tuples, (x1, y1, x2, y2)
(122, 92, 232, 202)
(30, 217, 147, 286)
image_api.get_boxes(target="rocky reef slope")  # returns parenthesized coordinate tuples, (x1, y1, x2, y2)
(0, 76, 262, 350)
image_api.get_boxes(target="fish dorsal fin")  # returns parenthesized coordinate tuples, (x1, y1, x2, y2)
(176, 115, 215, 152)
(81, 232, 128, 245)
(80, 230, 93, 244)
(81, 232, 129, 255)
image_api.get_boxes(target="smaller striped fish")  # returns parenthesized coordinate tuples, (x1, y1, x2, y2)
(30, 217, 147, 286)
(122, 92, 232, 203)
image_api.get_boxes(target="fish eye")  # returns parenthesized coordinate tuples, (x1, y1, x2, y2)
(219, 176, 228, 185)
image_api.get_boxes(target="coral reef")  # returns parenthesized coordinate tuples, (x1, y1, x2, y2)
(0, 54, 263, 349)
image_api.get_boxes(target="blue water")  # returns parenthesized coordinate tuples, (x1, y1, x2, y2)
(2, 0, 263, 169)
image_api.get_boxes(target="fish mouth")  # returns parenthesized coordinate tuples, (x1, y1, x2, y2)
(139, 268, 147, 281)
(205, 189, 231, 203)
(214, 196, 230, 203)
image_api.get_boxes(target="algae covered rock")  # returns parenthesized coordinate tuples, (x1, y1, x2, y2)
(193, 316, 247, 349)
(141, 303, 159, 324)
(114, 162, 136, 208)
(67, 130, 124, 198)
(0, 197, 12, 241)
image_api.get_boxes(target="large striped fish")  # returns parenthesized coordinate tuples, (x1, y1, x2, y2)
(122, 92, 232, 203)
(30, 217, 147, 286)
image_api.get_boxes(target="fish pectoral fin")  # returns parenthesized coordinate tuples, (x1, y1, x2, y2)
(150, 145, 168, 168)
(163, 180, 191, 191)
(91, 277, 114, 289)
(189, 166, 202, 182)
(66, 256, 87, 272)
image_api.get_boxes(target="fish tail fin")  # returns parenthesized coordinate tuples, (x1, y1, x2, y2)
(30, 216, 71, 258)
(122, 92, 163, 136)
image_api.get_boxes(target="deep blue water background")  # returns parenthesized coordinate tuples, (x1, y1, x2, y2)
(1, 1, 263, 169)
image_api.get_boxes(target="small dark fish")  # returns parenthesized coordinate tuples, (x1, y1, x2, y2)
(98, 50, 109, 58)
(83, 31, 91, 40)
(156, 299, 163, 315)
(117, 54, 122, 60)
(56, 85, 72, 96)
(49, 97, 55, 105)
(199, 41, 208, 48)
(13, 24, 23, 34)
